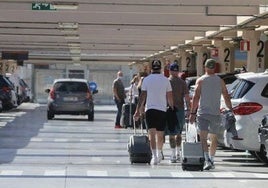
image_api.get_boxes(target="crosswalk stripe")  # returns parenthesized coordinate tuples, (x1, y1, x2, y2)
(44, 170, 66, 176)
(54, 139, 68, 142)
(80, 139, 94, 142)
(91, 157, 102, 162)
(254, 173, 268, 178)
(0, 170, 23, 176)
(87, 170, 108, 176)
(171, 171, 194, 177)
(212, 172, 235, 177)
(105, 139, 119, 142)
(30, 138, 43, 142)
(129, 171, 150, 177)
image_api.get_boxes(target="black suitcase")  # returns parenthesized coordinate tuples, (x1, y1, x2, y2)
(121, 103, 136, 128)
(127, 118, 152, 164)
(181, 120, 205, 171)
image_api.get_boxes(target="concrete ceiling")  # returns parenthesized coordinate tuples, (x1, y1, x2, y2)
(0, 0, 267, 65)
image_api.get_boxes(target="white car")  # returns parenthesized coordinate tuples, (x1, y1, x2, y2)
(221, 70, 268, 163)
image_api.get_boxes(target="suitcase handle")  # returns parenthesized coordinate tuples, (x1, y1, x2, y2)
(133, 116, 145, 135)
(185, 118, 199, 143)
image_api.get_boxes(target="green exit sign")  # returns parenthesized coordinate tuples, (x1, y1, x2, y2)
(32, 3, 55, 10)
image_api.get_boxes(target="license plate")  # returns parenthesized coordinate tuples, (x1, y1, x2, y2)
(63, 97, 78, 101)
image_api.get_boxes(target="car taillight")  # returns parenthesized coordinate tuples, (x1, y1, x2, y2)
(50, 89, 56, 100)
(233, 102, 263, 115)
(2, 86, 11, 92)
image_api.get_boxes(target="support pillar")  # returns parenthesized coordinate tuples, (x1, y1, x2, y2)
(193, 46, 210, 76)
(243, 30, 265, 72)
(213, 40, 235, 73)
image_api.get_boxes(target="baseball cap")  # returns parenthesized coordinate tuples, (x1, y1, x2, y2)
(205, 58, 216, 69)
(151, 60, 161, 70)
(169, 63, 179, 71)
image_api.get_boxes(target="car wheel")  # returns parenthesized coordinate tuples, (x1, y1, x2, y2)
(47, 110, 54, 120)
(255, 145, 268, 163)
(88, 111, 94, 121)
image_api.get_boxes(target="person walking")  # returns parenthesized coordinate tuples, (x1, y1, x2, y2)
(134, 60, 174, 165)
(112, 71, 126, 129)
(189, 58, 233, 170)
(166, 63, 191, 163)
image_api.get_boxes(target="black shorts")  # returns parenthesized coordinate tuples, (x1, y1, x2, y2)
(145, 109, 167, 131)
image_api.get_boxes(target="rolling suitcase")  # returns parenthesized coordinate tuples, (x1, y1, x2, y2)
(181, 120, 205, 171)
(120, 103, 136, 128)
(127, 117, 152, 164)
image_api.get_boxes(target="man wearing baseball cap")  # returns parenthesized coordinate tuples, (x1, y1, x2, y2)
(134, 60, 174, 165)
(166, 62, 191, 163)
(189, 58, 233, 170)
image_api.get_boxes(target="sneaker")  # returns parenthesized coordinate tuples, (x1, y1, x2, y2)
(160, 151, 164, 160)
(203, 161, 213, 170)
(114, 125, 123, 129)
(210, 161, 215, 169)
(232, 136, 243, 140)
(150, 157, 158, 165)
(157, 155, 162, 164)
(169, 155, 177, 163)
(176, 154, 181, 162)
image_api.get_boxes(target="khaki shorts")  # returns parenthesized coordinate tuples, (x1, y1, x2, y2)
(196, 114, 221, 134)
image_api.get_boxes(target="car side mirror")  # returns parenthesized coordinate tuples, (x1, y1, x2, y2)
(45, 89, 50, 93)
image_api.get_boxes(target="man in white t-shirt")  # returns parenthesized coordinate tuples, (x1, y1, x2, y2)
(134, 60, 174, 165)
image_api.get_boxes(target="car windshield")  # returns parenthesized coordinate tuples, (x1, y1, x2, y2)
(54, 82, 88, 93)
(230, 79, 254, 99)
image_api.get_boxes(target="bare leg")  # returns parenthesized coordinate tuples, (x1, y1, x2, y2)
(199, 130, 209, 152)
(148, 128, 157, 150)
(175, 134, 182, 147)
(156, 131, 164, 151)
(169, 135, 176, 148)
(209, 133, 218, 157)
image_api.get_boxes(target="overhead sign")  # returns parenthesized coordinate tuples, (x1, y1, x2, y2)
(211, 48, 219, 57)
(32, 3, 55, 10)
(240, 40, 250, 51)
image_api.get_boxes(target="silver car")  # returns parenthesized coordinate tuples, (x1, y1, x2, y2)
(45, 78, 96, 121)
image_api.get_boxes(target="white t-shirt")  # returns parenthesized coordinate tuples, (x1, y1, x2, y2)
(141, 73, 172, 112)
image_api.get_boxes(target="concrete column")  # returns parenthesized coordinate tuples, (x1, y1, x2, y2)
(243, 30, 265, 72)
(260, 33, 268, 71)
(193, 46, 210, 76)
(180, 50, 196, 73)
(213, 40, 235, 73)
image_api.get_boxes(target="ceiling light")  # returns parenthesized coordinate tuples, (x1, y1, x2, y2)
(65, 35, 79, 40)
(59, 28, 78, 34)
(70, 49, 81, 54)
(68, 42, 80, 47)
(71, 56, 80, 61)
(52, 2, 78, 10)
(58, 22, 79, 29)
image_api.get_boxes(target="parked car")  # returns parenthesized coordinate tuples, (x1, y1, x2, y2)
(5, 73, 30, 105)
(0, 74, 17, 110)
(188, 72, 238, 101)
(220, 70, 268, 162)
(258, 114, 268, 161)
(185, 76, 197, 90)
(45, 78, 97, 121)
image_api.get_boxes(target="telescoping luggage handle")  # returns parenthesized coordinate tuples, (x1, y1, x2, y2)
(185, 118, 199, 143)
(133, 115, 145, 135)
